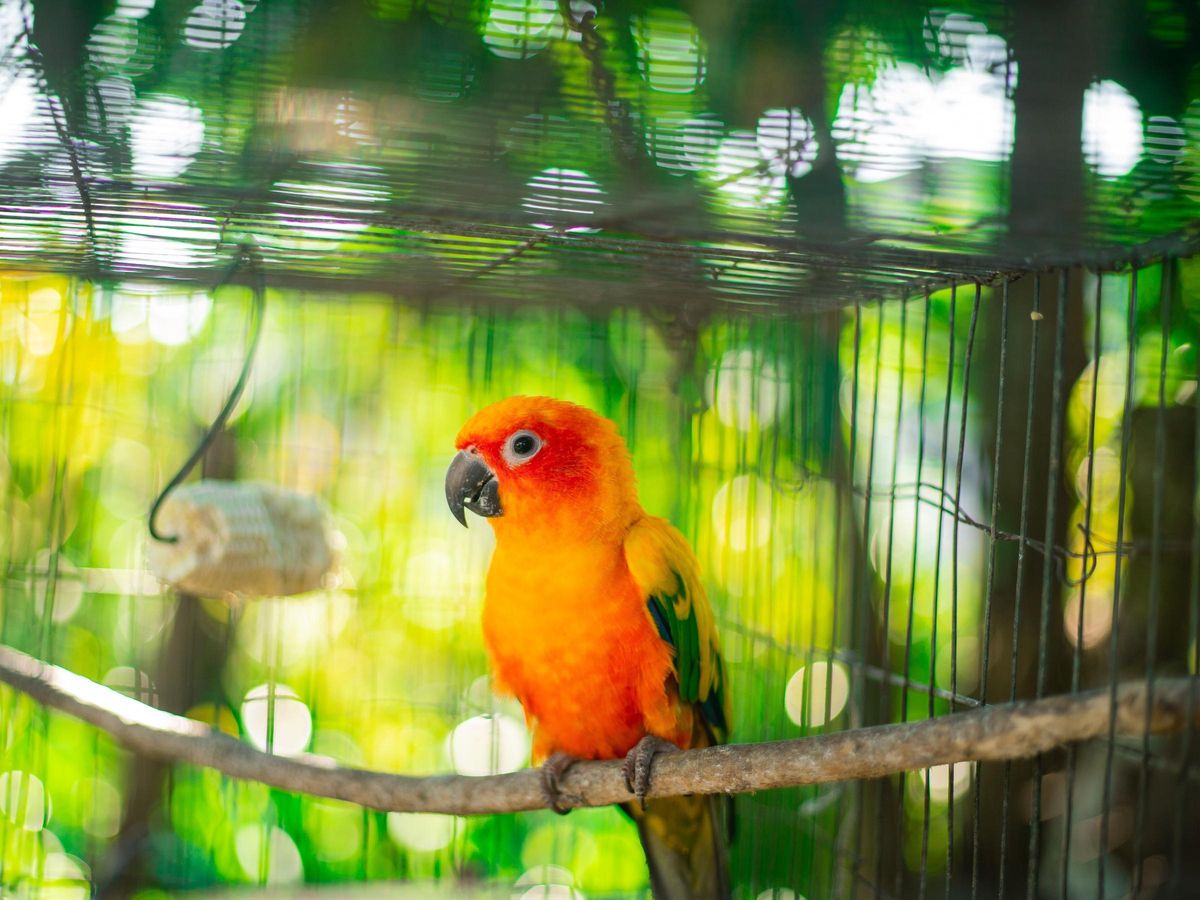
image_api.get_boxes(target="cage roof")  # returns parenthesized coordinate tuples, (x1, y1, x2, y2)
(0, 0, 1198, 311)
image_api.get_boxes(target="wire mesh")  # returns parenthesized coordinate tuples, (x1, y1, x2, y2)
(1, 256, 1198, 897)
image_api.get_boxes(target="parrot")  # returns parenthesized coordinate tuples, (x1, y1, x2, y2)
(445, 395, 732, 900)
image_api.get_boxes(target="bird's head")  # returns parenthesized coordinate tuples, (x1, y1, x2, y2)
(446, 396, 640, 540)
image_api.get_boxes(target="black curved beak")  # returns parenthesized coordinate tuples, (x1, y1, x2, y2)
(445, 450, 503, 527)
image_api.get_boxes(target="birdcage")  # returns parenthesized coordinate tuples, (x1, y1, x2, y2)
(0, 0, 1197, 897)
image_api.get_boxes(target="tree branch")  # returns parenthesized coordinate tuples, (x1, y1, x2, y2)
(0, 644, 1195, 815)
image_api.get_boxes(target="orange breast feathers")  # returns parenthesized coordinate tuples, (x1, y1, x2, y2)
(482, 534, 691, 762)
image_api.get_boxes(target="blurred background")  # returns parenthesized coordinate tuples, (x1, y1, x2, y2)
(0, 0, 1198, 897)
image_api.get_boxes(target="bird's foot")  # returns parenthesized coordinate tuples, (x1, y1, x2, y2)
(540, 752, 581, 815)
(622, 735, 678, 810)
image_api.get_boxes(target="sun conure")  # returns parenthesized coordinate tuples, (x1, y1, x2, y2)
(446, 396, 731, 900)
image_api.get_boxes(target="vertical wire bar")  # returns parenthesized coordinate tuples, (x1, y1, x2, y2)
(972, 279, 1010, 900)
(816, 314, 854, 897)
(947, 284, 981, 898)
(874, 295, 909, 899)
(1132, 260, 1173, 895)
(858, 301, 885, 893)
(1099, 266, 1139, 900)
(897, 290, 933, 900)
(1060, 270, 1104, 900)
(831, 305, 856, 900)
(1000, 273, 1044, 899)
(1028, 269, 1070, 900)
(764, 316, 792, 889)
(1167, 265, 1200, 898)
(846, 298, 872, 892)
(796, 316, 821, 896)
(924, 282, 959, 900)
(857, 307, 886, 699)
(799, 314, 821, 896)
(802, 309, 840, 898)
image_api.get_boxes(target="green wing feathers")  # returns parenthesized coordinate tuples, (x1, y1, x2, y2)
(625, 518, 733, 899)
(624, 517, 730, 743)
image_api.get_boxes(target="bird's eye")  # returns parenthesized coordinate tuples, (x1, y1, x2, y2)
(503, 430, 542, 466)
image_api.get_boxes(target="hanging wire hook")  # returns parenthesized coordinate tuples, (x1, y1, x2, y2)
(148, 243, 266, 543)
(1060, 522, 1100, 588)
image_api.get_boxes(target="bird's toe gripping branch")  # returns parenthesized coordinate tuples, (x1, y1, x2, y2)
(539, 752, 583, 815)
(622, 734, 679, 809)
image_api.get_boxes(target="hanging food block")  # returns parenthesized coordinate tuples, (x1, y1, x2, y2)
(146, 481, 338, 598)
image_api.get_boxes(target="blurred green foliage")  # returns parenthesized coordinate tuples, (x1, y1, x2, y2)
(0, 0, 1198, 896)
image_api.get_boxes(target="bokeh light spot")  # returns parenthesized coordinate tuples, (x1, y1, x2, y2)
(711, 475, 775, 553)
(1146, 116, 1186, 164)
(447, 714, 529, 776)
(706, 348, 789, 431)
(1083, 80, 1143, 178)
(148, 292, 213, 345)
(72, 776, 122, 839)
(131, 96, 205, 178)
(32, 549, 84, 623)
(631, 9, 706, 94)
(712, 131, 786, 208)
(114, 0, 156, 18)
(184, 0, 247, 50)
(483, 0, 559, 60)
(523, 168, 605, 231)
(756, 108, 819, 178)
(0, 771, 49, 831)
(917, 761, 972, 803)
(44, 852, 91, 897)
(1063, 588, 1113, 650)
(241, 684, 313, 756)
(784, 661, 850, 727)
(0, 73, 38, 167)
(234, 824, 304, 885)
(102, 666, 159, 705)
(386, 811, 462, 852)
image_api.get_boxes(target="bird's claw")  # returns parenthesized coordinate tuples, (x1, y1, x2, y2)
(622, 735, 678, 810)
(540, 752, 581, 815)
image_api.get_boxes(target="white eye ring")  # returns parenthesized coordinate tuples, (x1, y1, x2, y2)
(502, 430, 543, 466)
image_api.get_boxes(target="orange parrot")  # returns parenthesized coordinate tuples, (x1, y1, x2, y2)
(446, 396, 731, 899)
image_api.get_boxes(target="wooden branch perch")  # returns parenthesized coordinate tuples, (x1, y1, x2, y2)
(1, 644, 1195, 816)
